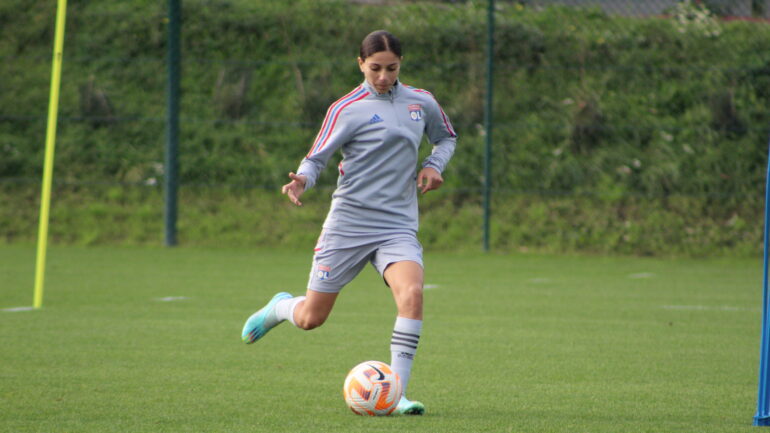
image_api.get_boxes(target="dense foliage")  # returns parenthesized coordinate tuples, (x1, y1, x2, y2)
(1, 0, 768, 254)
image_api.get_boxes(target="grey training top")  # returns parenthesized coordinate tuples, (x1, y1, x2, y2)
(297, 80, 457, 234)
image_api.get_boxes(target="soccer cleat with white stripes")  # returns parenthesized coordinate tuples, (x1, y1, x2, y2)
(395, 396, 425, 415)
(241, 292, 293, 344)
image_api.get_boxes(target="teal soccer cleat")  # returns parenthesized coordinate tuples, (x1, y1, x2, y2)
(395, 396, 425, 415)
(241, 292, 293, 344)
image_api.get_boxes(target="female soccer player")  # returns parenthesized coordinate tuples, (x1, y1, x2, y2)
(241, 30, 457, 416)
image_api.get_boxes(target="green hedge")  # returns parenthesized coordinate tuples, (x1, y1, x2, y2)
(1, 183, 760, 257)
(1, 0, 768, 255)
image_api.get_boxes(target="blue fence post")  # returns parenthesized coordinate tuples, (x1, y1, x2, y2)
(755, 138, 770, 426)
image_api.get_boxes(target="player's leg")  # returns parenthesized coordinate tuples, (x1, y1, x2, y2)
(373, 233, 426, 415)
(383, 260, 426, 415)
(384, 260, 423, 320)
(242, 288, 338, 343)
(284, 289, 337, 330)
(242, 229, 372, 343)
(286, 231, 373, 329)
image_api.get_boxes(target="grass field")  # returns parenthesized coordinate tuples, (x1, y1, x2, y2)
(0, 244, 763, 432)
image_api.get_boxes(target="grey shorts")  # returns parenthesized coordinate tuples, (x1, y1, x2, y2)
(307, 229, 423, 293)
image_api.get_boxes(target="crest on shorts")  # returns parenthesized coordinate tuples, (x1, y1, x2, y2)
(408, 104, 422, 121)
(317, 264, 331, 280)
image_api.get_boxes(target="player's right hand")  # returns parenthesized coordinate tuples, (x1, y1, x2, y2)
(281, 172, 307, 206)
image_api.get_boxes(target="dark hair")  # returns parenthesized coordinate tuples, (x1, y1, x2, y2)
(359, 30, 402, 60)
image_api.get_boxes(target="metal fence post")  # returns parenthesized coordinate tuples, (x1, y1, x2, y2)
(165, 0, 181, 246)
(483, 0, 495, 252)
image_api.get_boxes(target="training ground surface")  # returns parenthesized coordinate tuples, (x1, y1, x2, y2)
(0, 245, 762, 432)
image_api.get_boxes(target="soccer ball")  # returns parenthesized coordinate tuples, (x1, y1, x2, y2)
(343, 360, 402, 416)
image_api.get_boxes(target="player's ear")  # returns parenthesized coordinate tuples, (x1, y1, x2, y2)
(357, 57, 365, 72)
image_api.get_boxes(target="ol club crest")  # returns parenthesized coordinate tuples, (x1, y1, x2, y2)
(408, 104, 422, 121)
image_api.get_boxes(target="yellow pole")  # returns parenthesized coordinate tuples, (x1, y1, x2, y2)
(34, 0, 68, 309)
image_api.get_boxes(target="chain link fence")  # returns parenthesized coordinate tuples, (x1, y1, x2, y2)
(521, 0, 768, 17)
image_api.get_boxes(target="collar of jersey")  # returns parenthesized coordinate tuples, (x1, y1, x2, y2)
(362, 79, 401, 99)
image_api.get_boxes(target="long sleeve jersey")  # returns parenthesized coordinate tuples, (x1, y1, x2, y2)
(296, 80, 457, 234)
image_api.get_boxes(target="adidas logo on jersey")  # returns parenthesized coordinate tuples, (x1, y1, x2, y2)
(369, 114, 383, 124)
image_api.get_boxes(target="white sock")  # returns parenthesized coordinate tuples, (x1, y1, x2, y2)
(390, 316, 422, 397)
(275, 296, 305, 327)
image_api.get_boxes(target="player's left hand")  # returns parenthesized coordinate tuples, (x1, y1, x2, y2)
(417, 167, 443, 194)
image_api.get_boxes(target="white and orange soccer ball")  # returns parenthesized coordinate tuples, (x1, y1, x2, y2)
(342, 360, 402, 416)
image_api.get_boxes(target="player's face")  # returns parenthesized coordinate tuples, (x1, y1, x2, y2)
(358, 51, 401, 95)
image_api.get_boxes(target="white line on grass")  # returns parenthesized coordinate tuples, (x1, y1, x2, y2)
(155, 296, 190, 302)
(662, 304, 760, 312)
(629, 272, 655, 279)
(1, 306, 36, 312)
(528, 278, 551, 283)
(424, 284, 440, 290)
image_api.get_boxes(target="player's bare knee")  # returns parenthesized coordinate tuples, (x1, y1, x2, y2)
(403, 283, 423, 302)
(396, 283, 423, 314)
